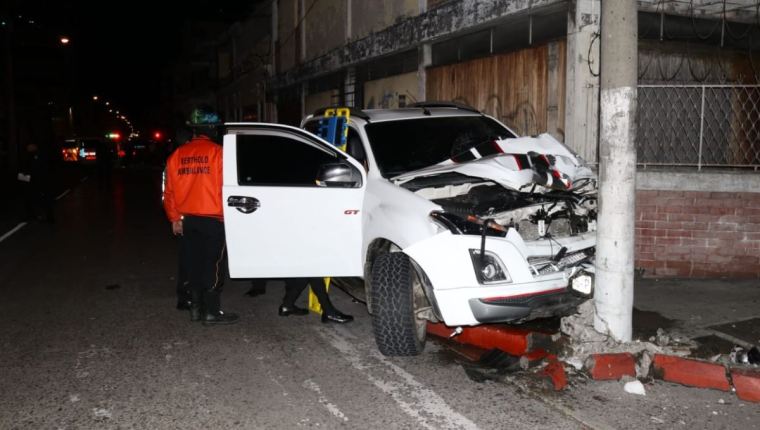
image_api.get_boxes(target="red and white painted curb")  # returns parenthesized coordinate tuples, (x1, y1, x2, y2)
(428, 323, 760, 402)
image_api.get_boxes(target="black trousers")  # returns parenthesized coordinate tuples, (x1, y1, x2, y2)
(183, 215, 226, 314)
(176, 233, 191, 303)
(23, 182, 53, 221)
(281, 278, 336, 314)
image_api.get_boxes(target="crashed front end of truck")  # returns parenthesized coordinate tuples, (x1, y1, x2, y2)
(398, 134, 597, 327)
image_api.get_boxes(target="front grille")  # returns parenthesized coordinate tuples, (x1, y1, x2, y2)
(530, 250, 592, 275)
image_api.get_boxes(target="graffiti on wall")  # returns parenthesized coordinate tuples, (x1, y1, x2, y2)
(365, 90, 418, 109)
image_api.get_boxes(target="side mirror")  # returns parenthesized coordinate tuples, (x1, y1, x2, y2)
(316, 162, 362, 188)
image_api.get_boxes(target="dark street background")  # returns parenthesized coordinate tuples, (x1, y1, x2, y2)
(0, 168, 575, 429)
(0, 167, 756, 429)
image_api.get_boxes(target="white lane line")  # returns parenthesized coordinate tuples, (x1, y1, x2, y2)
(317, 327, 480, 430)
(55, 189, 71, 200)
(0, 222, 27, 243)
(303, 379, 349, 422)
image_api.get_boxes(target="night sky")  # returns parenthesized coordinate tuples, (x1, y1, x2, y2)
(8, 0, 258, 127)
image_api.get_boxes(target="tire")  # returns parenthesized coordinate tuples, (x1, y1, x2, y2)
(371, 252, 428, 356)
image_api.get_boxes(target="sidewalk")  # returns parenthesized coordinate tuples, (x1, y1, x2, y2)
(634, 278, 760, 356)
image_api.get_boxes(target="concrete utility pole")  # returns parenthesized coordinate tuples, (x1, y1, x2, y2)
(594, 0, 638, 342)
(564, 0, 600, 163)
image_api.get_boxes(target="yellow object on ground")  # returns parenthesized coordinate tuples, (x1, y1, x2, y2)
(308, 277, 330, 314)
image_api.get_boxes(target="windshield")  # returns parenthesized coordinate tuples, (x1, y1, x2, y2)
(364, 116, 515, 177)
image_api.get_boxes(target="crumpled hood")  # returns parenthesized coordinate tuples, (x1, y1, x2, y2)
(392, 133, 594, 191)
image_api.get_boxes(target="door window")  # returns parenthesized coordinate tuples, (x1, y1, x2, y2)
(236, 134, 340, 186)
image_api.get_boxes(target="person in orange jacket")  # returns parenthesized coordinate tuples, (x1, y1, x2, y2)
(163, 108, 238, 325)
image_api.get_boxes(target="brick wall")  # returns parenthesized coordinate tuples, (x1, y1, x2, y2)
(635, 190, 760, 278)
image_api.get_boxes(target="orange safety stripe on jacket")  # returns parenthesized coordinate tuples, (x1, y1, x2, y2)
(163, 135, 223, 222)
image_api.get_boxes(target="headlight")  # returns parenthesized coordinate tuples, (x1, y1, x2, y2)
(469, 249, 511, 284)
(569, 270, 594, 297)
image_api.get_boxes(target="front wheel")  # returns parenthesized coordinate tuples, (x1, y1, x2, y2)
(370, 252, 428, 356)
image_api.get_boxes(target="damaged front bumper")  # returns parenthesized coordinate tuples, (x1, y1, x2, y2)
(403, 230, 595, 326)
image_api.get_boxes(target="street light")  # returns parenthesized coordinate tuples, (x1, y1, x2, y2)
(92, 95, 98, 101)
(59, 36, 70, 45)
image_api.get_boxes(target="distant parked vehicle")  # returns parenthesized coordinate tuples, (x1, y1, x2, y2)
(60, 139, 79, 162)
(123, 139, 153, 165)
(59, 138, 101, 164)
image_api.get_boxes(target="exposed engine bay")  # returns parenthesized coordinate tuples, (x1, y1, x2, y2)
(403, 173, 597, 242)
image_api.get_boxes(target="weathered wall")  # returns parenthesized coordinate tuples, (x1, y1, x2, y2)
(426, 42, 566, 137)
(278, 0, 298, 72)
(635, 190, 760, 278)
(363, 72, 419, 109)
(639, 40, 754, 84)
(305, 0, 347, 62)
(304, 89, 338, 115)
(274, 0, 565, 87)
(350, 0, 418, 41)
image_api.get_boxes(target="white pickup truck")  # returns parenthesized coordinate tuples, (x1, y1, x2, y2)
(222, 103, 596, 356)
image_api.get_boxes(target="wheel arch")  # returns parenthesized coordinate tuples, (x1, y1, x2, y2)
(364, 237, 442, 322)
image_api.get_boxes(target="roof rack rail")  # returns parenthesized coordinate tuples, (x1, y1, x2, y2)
(312, 106, 370, 121)
(409, 101, 481, 114)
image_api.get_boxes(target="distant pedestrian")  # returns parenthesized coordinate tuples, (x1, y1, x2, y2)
(18, 142, 54, 222)
(163, 107, 238, 325)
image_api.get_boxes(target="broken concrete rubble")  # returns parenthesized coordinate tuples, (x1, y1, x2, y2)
(561, 302, 669, 375)
(428, 302, 760, 402)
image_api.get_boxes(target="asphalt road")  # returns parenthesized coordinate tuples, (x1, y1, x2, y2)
(1, 169, 758, 429)
(0, 169, 581, 429)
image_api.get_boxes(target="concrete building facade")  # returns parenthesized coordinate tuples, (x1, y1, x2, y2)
(214, 0, 760, 278)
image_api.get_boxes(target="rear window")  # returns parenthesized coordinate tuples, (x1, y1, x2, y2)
(364, 116, 514, 177)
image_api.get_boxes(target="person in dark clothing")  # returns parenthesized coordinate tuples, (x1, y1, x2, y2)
(163, 113, 238, 325)
(19, 143, 54, 222)
(245, 279, 267, 297)
(279, 278, 353, 323)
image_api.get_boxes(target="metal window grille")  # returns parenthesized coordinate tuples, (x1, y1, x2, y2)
(637, 85, 760, 170)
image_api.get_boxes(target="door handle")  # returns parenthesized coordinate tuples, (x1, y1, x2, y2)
(227, 196, 260, 214)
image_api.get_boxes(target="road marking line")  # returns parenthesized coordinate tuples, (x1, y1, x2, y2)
(80, 176, 89, 183)
(317, 327, 479, 430)
(0, 222, 27, 243)
(55, 189, 71, 200)
(303, 379, 349, 422)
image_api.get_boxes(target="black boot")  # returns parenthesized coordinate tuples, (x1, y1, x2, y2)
(177, 282, 192, 310)
(203, 310, 240, 325)
(278, 304, 309, 316)
(190, 291, 202, 322)
(321, 310, 354, 324)
(245, 280, 267, 297)
(202, 290, 239, 325)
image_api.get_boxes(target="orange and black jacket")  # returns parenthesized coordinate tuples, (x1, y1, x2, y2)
(163, 135, 223, 222)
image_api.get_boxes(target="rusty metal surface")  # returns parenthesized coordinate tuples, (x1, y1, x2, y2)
(426, 42, 566, 137)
